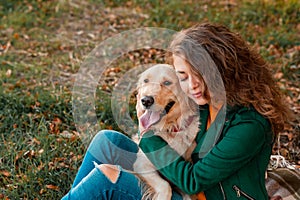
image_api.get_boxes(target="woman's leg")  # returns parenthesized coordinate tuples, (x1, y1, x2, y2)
(71, 130, 139, 187)
(62, 130, 183, 200)
(63, 164, 183, 200)
(62, 165, 143, 200)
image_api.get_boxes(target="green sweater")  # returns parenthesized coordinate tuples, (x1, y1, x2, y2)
(139, 104, 273, 200)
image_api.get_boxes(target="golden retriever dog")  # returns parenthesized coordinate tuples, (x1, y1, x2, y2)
(133, 64, 199, 200)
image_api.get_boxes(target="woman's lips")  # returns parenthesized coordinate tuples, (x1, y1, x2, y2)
(192, 92, 202, 98)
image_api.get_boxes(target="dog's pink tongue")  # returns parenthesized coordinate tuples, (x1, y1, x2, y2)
(140, 110, 160, 129)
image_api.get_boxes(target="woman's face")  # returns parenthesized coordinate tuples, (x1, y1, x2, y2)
(173, 54, 209, 105)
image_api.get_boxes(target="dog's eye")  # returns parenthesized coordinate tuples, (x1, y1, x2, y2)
(144, 79, 149, 83)
(163, 81, 172, 86)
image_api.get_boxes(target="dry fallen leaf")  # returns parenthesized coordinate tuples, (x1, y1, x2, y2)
(0, 170, 11, 177)
(5, 69, 12, 77)
(46, 184, 59, 190)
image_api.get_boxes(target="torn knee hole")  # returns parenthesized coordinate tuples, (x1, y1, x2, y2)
(97, 164, 120, 183)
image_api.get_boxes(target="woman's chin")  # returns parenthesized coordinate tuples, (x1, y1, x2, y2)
(192, 97, 208, 105)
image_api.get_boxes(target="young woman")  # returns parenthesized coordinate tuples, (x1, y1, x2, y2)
(62, 23, 292, 200)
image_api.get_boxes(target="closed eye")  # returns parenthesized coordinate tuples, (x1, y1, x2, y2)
(177, 75, 187, 82)
(176, 71, 187, 82)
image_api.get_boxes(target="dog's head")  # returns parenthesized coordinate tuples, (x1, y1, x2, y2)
(136, 64, 196, 133)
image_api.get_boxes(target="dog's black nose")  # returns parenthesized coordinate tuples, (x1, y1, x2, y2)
(141, 96, 154, 108)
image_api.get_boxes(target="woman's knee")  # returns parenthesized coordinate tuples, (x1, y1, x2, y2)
(93, 130, 123, 144)
(87, 130, 138, 169)
(96, 164, 120, 184)
(92, 130, 138, 153)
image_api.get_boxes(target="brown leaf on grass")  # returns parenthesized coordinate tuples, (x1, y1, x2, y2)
(37, 162, 45, 171)
(2, 41, 11, 54)
(33, 138, 41, 145)
(48, 161, 55, 170)
(23, 150, 35, 158)
(273, 72, 283, 80)
(53, 117, 62, 124)
(49, 117, 63, 134)
(15, 78, 29, 88)
(13, 33, 19, 39)
(5, 69, 12, 77)
(0, 170, 11, 177)
(267, 44, 283, 58)
(46, 184, 59, 190)
(38, 149, 44, 155)
(279, 148, 289, 158)
(13, 124, 18, 129)
(60, 130, 74, 139)
(0, 194, 9, 200)
(39, 188, 46, 194)
(14, 150, 24, 163)
(71, 154, 82, 162)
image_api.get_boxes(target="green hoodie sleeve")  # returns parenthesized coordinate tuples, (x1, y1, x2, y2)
(139, 118, 268, 195)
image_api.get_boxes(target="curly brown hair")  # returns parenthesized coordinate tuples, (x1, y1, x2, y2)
(169, 23, 293, 136)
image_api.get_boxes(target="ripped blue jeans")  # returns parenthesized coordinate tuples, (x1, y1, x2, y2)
(61, 130, 183, 200)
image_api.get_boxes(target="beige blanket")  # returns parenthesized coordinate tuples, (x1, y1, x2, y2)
(266, 168, 300, 200)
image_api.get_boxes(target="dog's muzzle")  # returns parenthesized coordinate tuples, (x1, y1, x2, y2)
(139, 97, 176, 129)
(141, 96, 154, 109)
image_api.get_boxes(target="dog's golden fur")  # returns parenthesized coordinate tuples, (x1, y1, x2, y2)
(133, 64, 199, 200)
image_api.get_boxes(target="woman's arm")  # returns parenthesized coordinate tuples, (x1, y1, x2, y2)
(139, 119, 269, 195)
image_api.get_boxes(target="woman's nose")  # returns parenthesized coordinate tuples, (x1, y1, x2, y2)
(189, 77, 199, 89)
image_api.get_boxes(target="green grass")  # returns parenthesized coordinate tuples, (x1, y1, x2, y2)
(0, 89, 82, 198)
(0, 0, 299, 199)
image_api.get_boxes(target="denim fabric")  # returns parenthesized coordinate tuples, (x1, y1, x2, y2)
(61, 130, 183, 200)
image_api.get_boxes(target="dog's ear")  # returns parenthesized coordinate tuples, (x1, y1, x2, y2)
(136, 73, 143, 89)
(135, 92, 143, 119)
(135, 72, 144, 117)
(136, 103, 146, 134)
(135, 91, 147, 133)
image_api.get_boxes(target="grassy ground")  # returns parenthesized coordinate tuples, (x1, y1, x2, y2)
(0, 0, 299, 199)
